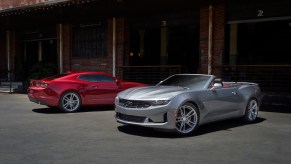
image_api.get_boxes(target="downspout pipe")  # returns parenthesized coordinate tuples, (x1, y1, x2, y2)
(112, 17, 116, 76)
(6, 31, 10, 78)
(208, 5, 213, 75)
(59, 23, 63, 73)
(6, 31, 11, 93)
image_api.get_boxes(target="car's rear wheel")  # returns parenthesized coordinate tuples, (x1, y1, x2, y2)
(59, 91, 81, 113)
(175, 103, 199, 135)
(244, 98, 259, 122)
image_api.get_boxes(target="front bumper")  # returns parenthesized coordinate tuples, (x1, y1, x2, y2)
(115, 103, 177, 130)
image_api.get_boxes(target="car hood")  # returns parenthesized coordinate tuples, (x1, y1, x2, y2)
(118, 86, 186, 100)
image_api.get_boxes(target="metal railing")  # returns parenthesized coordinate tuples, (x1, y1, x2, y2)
(217, 65, 291, 93)
(116, 65, 291, 92)
(0, 70, 15, 93)
(116, 65, 182, 85)
(2, 65, 291, 94)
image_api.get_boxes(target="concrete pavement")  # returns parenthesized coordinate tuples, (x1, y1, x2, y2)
(0, 93, 290, 164)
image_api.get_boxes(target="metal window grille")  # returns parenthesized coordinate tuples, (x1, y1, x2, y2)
(73, 22, 107, 57)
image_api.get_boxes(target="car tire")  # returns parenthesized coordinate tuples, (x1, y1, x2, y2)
(59, 91, 82, 113)
(244, 98, 259, 123)
(175, 103, 199, 135)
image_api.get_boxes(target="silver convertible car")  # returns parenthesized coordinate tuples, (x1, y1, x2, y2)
(115, 74, 261, 135)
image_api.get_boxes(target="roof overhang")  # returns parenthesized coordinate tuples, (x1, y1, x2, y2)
(0, 0, 99, 16)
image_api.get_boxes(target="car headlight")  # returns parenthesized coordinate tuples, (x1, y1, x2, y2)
(150, 100, 170, 106)
(115, 96, 119, 104)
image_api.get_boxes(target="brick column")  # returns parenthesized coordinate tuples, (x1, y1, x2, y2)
(58, 23, 71, 73)
(199, 3, 225, 76)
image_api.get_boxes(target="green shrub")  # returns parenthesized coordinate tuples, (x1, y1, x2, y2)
(27, 62, 57, 81)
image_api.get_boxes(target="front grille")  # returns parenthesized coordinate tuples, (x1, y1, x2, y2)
(116, 113, 146, 123)
(118, 99, 150, 108)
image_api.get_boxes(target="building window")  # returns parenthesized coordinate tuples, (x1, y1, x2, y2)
(73, 22, 107, 57)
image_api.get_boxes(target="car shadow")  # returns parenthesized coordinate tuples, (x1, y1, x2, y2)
(117, 117, 266, 138)
(32, 106, 114, 114)
(194, 117, 265, 136)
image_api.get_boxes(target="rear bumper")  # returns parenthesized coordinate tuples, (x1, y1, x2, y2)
(27, 88, 59, 106)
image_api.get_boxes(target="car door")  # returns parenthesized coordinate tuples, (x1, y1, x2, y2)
(203, 86, 241, 121)
(80, 74, 120, 105)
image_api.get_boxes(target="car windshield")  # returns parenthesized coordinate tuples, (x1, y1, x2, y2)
(158, 75, 211, 90)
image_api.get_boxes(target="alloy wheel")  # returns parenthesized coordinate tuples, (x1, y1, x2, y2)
(60, 92, 81, 112)
(175, 104, 199, 134)
(246, 99, 258, 122)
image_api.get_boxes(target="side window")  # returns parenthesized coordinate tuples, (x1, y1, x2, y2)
(78, 74, 115, 82)
(78, 75, 95, 82)
(96, 75, 115, 82)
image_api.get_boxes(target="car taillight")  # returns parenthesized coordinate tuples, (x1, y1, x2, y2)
(41, 83, 48, 88)
(35, 83, 48, 88)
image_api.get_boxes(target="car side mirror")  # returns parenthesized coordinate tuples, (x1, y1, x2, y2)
(211, 78, 223, 90)
(212, 82, 223, 89)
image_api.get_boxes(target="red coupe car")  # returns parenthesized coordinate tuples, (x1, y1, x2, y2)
(27, 71, 146, 112)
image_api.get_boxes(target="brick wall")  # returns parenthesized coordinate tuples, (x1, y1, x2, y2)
(199, 3, 225, 76)
(0, 0, 51, 10)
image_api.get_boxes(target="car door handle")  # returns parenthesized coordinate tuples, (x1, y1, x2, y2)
(232, 91, 236, 95)
(92, 85, 98, 88)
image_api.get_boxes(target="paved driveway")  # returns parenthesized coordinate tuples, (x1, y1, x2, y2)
(0, 93, 290, 164)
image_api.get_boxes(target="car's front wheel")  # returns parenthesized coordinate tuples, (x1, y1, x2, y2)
(175, 103, 199, 135)
(244, 98, 259, 122)
(59, 91, 81, 113)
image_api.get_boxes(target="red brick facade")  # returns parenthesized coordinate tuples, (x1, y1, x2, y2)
(0, 0, 50, 9)
(60, 18, 126, 74)
(0, 0, 227, 80)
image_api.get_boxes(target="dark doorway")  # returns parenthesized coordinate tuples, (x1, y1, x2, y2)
(24, 41, 38, 81)
(129, 29, 160, 66)
(224, 19, 291, 92)
(128, 10, 200, 72)
(129, 24, 199, 73)
(228, 20, 291, 65)
(168, 25, 199, 73)
(144, 29, 161, 65)
(23, 39, 57, 81)
(42, 39, 57, 63)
